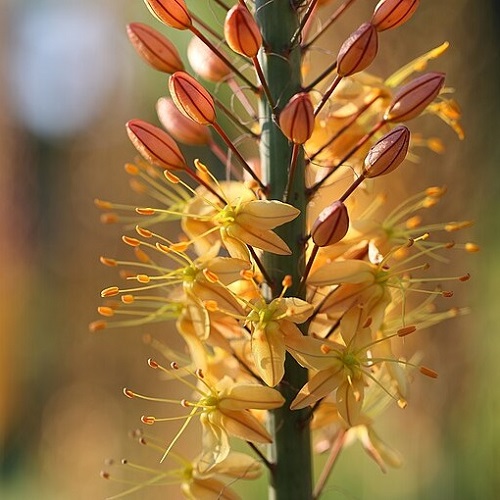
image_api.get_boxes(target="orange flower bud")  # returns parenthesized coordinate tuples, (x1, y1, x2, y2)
(169, 71, 216, 125)
(224, 4, 262, 58)
(384, 72, 445, 122)
(187, 36, 231, 83)
(126, 23, 184, 74)
(143, 0, 191, 30)
(371, 0, 419, 32)
(156, 97, 211, 145)
(337, 22, 378, 77)
(126, 119, 186, 170)
(363, 125, 410, 177)
(311, 201, 349, 247)
(279, 93, 315, 144)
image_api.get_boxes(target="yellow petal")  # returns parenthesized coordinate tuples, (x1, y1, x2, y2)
(251, 327, 285, 387)
(385, 42, 449, 88)
(203, 451, 262, 479)
(280, 297, 314, 323)
(290, 367, 343, 410)
(203, 257, 251, 285)
(308, 260, 376, 287)
(216, 408, 272, 443)
(236, 200, 300, 229)
(220, 384, 285, 410)
(227, 224, 292, 255)
(182, 477, 240, 500)
(198, 414, 231, 474)
(336, 379, 364, 427)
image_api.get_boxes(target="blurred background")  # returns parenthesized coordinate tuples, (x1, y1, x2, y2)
(0, 0, 498, 498)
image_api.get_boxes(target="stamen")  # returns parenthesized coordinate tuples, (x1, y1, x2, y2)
(420, 366, 438, 378)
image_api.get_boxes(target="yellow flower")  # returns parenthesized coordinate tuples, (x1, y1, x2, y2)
(246, 295, 314, 386)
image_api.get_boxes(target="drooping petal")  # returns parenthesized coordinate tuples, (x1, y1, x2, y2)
(280, 297, 314, 323)
(336, 379, 364, 426)
(182, 477, 240, 500)
(251, 326, 286, 387)
(216, 408, 273, 443)
(203, 451, 262, 479)
(199, 413, 231, 474)
(226, 224, 292, 255)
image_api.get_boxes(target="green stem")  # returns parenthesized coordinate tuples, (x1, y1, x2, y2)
(255, 1, 313, 499)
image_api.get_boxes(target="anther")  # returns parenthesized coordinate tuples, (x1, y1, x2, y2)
(195, 368, 204, 378)
(89, 320, 107, 332)
(123, 388, 135, 398)
(397, 325, 417, 337)
(100, 471, 110, 479)
(363, 316, 373, 329)
(240, 269, 254, 280)
(459, 273, 471, 282)
(203, 269, 219, 283)
(100, 256, 117, 267)
(101, 286, 120, 298)
(124, 163, 140, 175)
(94, 199, 113, 210)
(121, 459, 128, 465)
(100, 213, 119, 224)
(98, 307, 115, 317)
(164, 170, 180, 183)
(136, 208, 156, 216)
(465, 242, 480, 253)
(171, 362, 179, 370)
(442, 290, 454, 298)
(282, 275, 292, 288)
(135, 248, 151, 263)
(320, 344, 331, 354)
(122, 236, 141, 247)
(420, 366, 438, 378)
(136, 226, 153, 238)
(148, 358, 159, 369)
(141, 416, 155, 425)
(204, 300, 219, 312)
(121, 294, 135, 304)
(397, 398, 408, 409)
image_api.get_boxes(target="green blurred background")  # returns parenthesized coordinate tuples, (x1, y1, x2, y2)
(0, 0, 498, 498)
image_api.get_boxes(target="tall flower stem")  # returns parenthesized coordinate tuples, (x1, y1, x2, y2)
(255, 1, 313, 499)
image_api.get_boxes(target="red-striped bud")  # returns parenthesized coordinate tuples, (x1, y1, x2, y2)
(187, 36, 231, 83)
(363, 125, 410, 177)
(126, 23, 184, 74)
(156, 97, 211, 145)
(143, 0, 192, 30)
(279, 93, 315, 144)
(224, 4, 262, 58)
(337, 22, 378, 77)
(372, 0, 419, 32)
(311, 201, 349, 247)
(169, 71, 216, 125)
(126, 119, 186, 170)
(384, 72, 445, 122)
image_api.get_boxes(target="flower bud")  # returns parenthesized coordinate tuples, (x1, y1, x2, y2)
(363, 125, 410, 177)
(187, 36, 231, 82)
(311, 201, 349, 247)
(169, 71, 216, 125)
(279, 93, 315, 144)
(126, 23, 184, 74)
(337, 22, 378, 77)
(156, 97, 211, 145)
(143, 0, 192, 30)
(126, 119, 186, 170)
(224, 4, 262, 58)
(371, 0, 419, 32)
(384, 72, 445, 122)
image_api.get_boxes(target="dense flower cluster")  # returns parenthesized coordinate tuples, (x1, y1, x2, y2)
(93, 1, 475, 498)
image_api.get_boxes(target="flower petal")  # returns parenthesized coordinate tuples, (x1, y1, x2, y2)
(236, 200, 300, 229)
(290, 367, 343, 410)
(251, 327, 285, 387)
